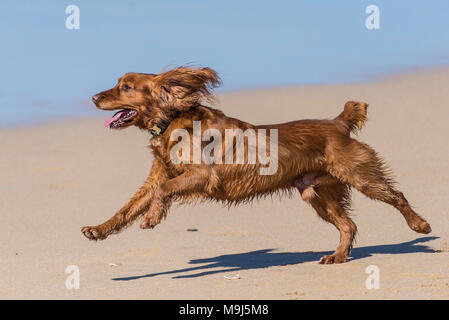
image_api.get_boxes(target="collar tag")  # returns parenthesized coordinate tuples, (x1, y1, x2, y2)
(151, 124, 162, 136)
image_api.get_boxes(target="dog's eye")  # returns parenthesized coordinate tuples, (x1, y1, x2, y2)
(122, 84, 132, 91)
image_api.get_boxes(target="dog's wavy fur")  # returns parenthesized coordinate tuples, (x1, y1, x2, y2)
(82, 66, 431, 264)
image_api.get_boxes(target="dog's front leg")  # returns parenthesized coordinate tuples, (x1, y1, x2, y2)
(140, 169, 209, 229)
(81, 159, 169, 241)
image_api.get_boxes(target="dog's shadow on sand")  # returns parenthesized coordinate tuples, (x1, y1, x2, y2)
(112, 236, 438, 281)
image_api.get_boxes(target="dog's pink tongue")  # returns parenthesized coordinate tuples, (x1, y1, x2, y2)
(104, 111, 124, 127)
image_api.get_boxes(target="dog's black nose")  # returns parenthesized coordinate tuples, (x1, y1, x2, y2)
(92, 94, 103, 103)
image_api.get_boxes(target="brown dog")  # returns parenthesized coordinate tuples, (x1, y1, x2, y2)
(82, 66, 431, 264)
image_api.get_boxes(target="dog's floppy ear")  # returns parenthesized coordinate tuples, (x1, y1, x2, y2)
(153, 66, 221, 111)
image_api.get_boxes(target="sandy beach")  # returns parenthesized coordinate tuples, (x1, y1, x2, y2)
(1, 68, 448, 299)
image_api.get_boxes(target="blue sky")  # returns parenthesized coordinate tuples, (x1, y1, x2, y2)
(1, 0, 449, 126)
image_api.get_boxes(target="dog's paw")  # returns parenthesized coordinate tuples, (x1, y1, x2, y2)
(140, 220, 156, 229)
(318, 254, 347, 264)
(81, 226, 107, 241)
(409, 219, 432, 234)
(140, 215, 162, 230)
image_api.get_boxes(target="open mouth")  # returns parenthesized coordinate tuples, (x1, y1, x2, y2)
(104, 109, 137, 128)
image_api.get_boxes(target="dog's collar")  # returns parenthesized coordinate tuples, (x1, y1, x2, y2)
(149, 111, 181, 136)
(150, 122, 170, 136)
(150, 124, 163, 136)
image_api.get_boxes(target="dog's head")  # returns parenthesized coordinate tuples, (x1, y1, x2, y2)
(92, 66, 221, 131)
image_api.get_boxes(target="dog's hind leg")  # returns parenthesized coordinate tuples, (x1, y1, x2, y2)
(327, 139, 431, 234)
(296, 176, 356, 264)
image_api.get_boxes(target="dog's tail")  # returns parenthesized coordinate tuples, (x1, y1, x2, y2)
(335, 101, 368, 134)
